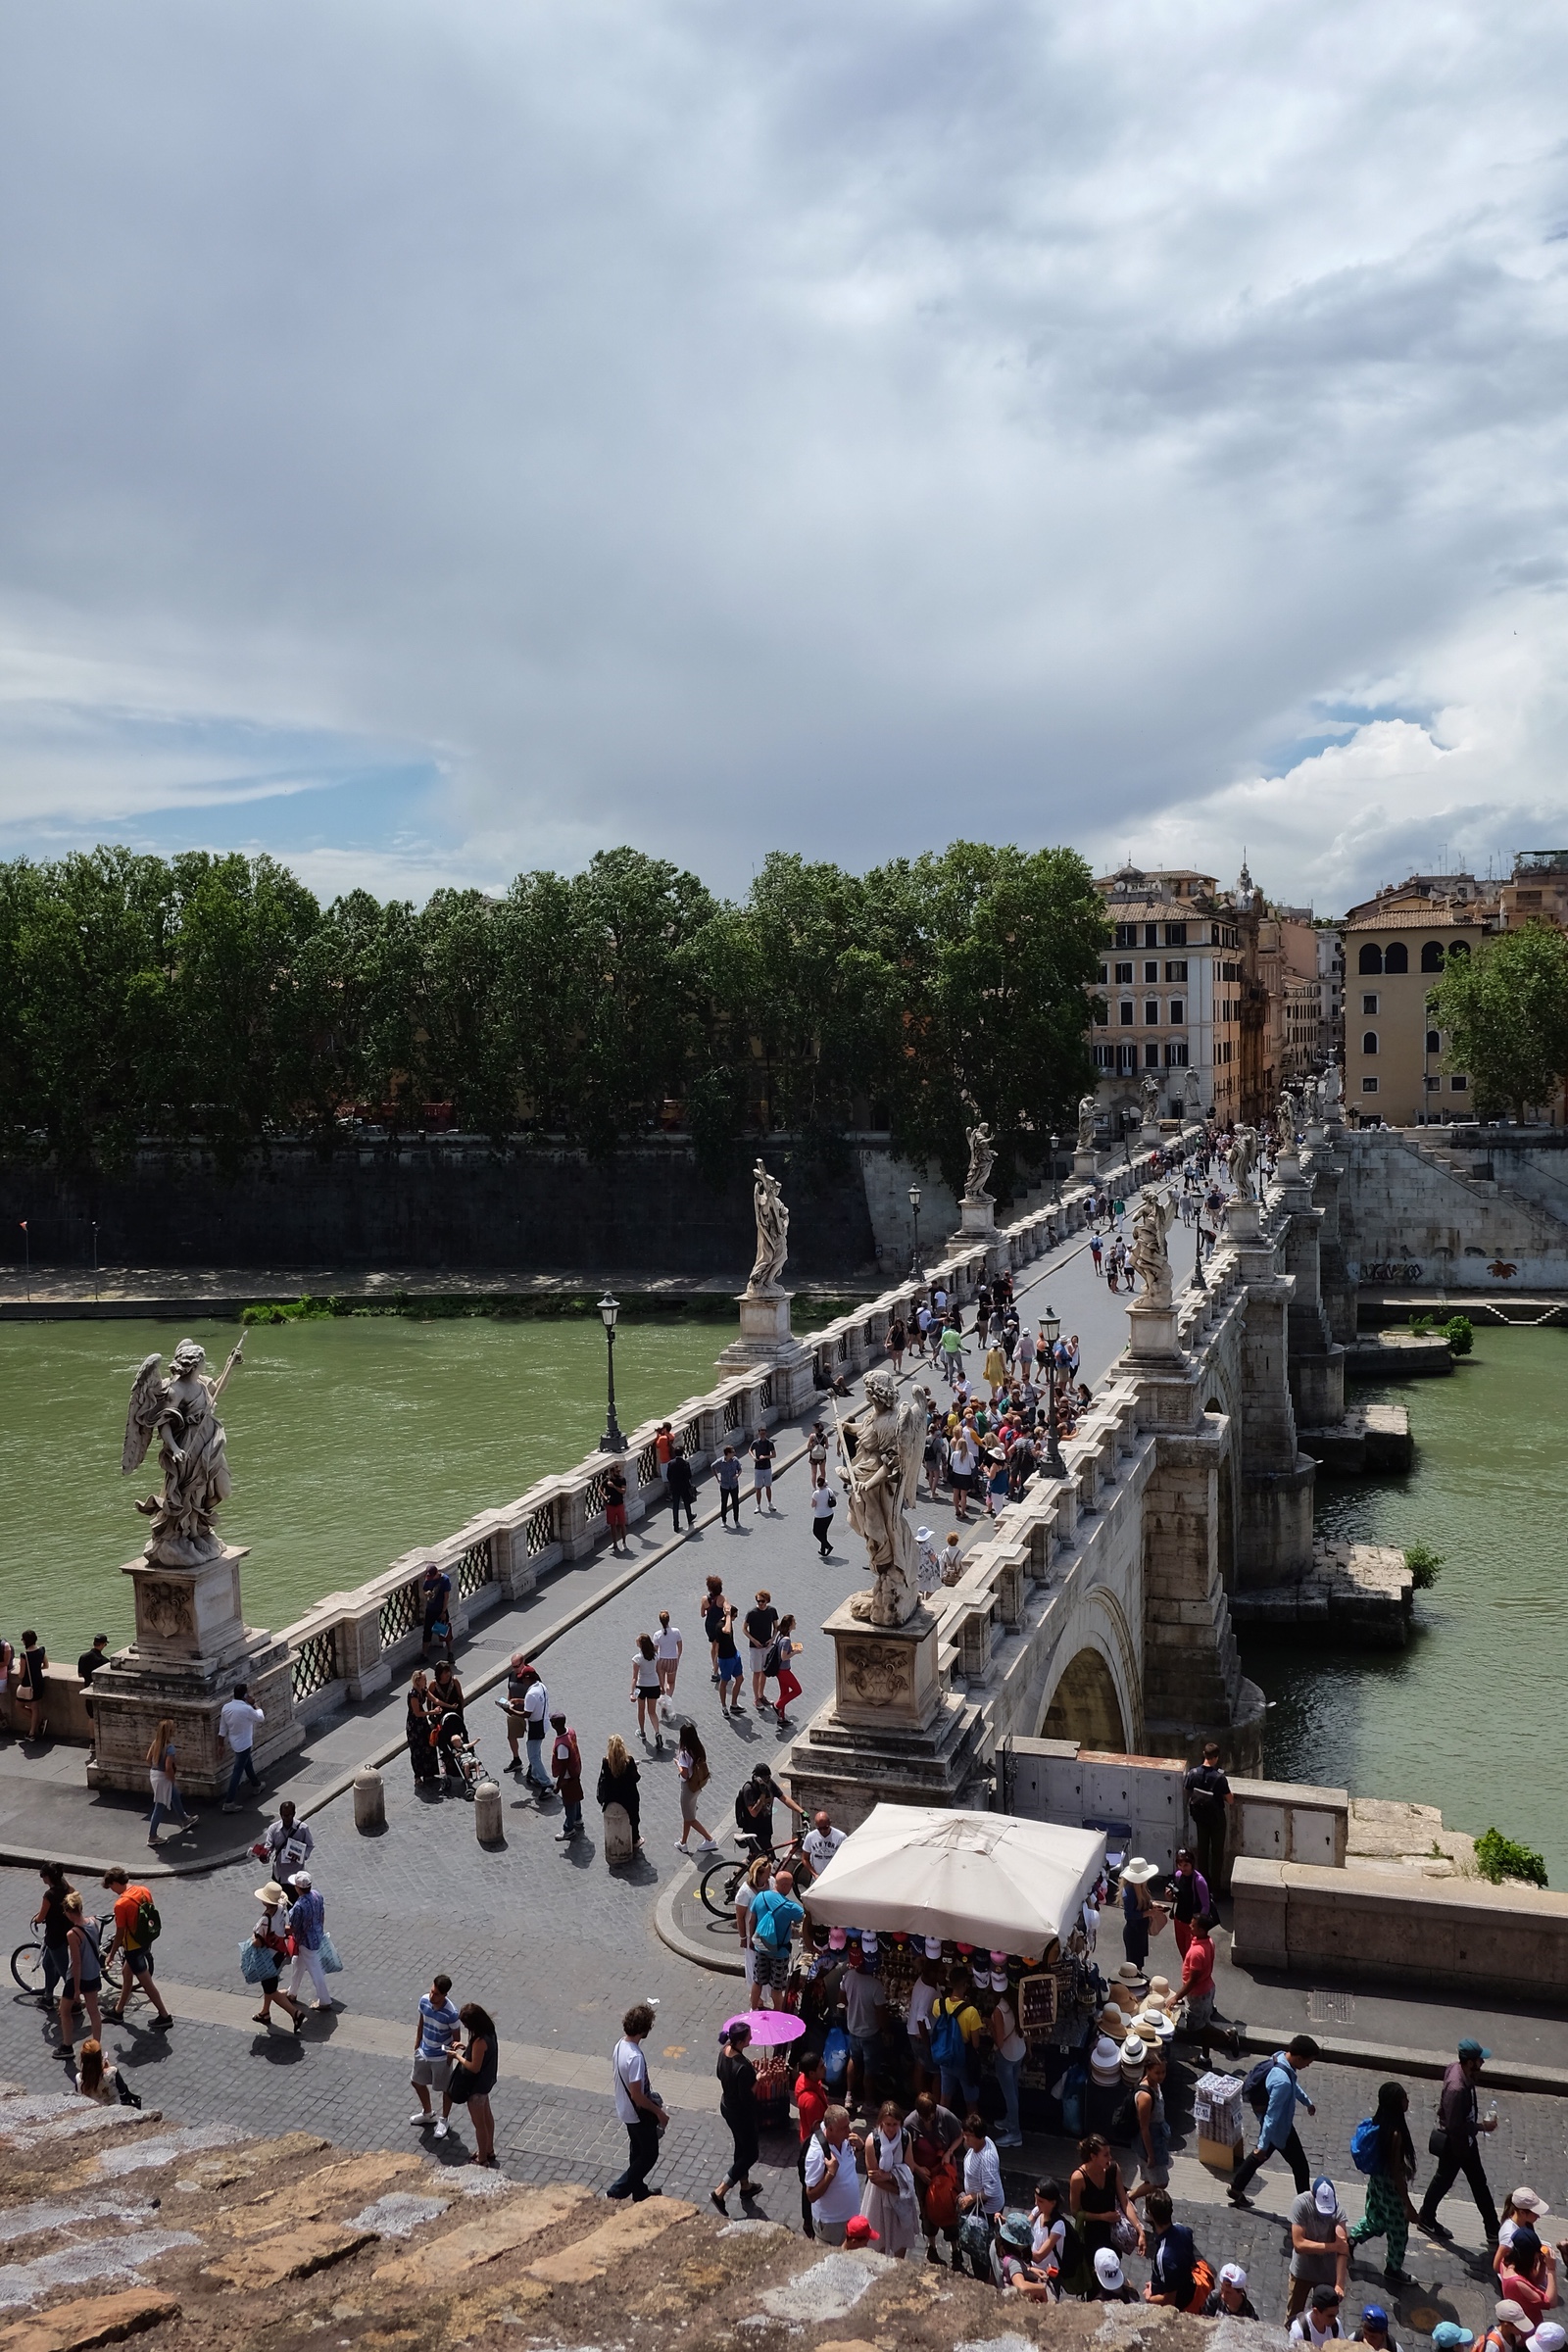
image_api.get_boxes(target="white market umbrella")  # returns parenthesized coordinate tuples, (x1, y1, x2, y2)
(805, 1803, 1105, 1953)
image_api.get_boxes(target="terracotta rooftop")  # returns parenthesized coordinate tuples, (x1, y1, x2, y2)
(1343, 905, 1495, 931)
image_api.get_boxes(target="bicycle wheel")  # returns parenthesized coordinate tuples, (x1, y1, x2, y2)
(10, 1941, 45, 1995)
(699, 1858, 744, 1920)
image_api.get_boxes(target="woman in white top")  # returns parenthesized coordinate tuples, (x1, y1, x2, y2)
(861, 2100, 920, 2257)
(654, 1612, 683, 1700)
(990, 1984, 1028, 2147)
(630, 1635, 662, 1747)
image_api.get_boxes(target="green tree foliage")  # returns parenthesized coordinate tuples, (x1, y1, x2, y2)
(1428, 921, 1568, 1120)
(0, 838, 1105, 1182)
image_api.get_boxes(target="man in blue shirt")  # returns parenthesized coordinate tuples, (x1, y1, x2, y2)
(411, 1970, 463, 2139)
(1229, 2034, 1319, 2205)
(747, 1869, 805, 2010)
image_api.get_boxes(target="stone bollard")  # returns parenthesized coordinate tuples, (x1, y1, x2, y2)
(602, 1800, 635, 1867)
(353, 1766, 384, 1833)
(473, 1779, 504, 1844)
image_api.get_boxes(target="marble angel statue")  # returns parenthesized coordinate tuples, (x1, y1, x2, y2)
(746, 1160, 790, 1292)
(837, 1370, 926, 1627)
(1130, 1189, 1176, 1307)
(122, 1336, 244, 1568)
(963, 1118, 997, 1201)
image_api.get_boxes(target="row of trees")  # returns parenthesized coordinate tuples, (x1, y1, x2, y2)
(0, 841, 1108, 1200)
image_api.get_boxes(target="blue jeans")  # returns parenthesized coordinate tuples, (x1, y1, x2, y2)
(525, 1735, 549, 1790)
(940, 2062, 978, 2114)
(607, 2115, 662, 2200)
(562, 1797, 584, 1835)
(148, 1789, 191, 1837)
(226, 1748, 261, 1802)
(995, 2052, 1022, 2138)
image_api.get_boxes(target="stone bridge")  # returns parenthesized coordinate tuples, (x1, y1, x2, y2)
(788, 1130, 1361, 1822)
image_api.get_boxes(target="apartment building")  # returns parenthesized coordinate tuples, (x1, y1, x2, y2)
(1091, 866, 1247, 1126)
(1500, 850, 1568, 930)
(1342, 877, 1496, 1125)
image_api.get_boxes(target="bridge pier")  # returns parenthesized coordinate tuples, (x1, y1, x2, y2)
(1225, 1193, 1316, 1592)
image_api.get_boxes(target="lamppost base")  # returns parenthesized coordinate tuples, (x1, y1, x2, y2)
(599, 1426, 627, 1454)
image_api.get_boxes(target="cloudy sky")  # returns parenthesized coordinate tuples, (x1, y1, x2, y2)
(1, 0, 1566, 912)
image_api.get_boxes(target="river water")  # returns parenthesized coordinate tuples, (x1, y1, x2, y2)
(0, 1315, 735, 1658)
(1244, 1326, 1568, 1886)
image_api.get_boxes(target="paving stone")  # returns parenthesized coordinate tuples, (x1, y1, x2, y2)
(344, 2192, 449, 2239)
(525, 2196, 695, 2283)
(756, 2248, 884, 2324)
(369, 2183, 590, 2289)
(201, 2218, 377, 2287)
(0, 2236, 200, 2315)
(173, 2132, 329, 2189)
(0, 2288, 180, 2352)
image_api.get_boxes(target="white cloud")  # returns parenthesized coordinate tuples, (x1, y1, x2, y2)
(0, 0, 1565, 903)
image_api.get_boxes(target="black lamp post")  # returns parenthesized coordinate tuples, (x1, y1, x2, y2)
(598, 1293, 626, 1453)
(908, 1181, 922, 1278)
(1050, 1133, 1061, 1204)
(1040, 1303, 1066, 1478)
(1193, 1210, 1207, 1293)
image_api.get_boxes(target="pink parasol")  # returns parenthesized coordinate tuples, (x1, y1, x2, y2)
(724, 2009, 807, 2046)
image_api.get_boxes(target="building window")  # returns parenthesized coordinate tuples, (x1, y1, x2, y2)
(1115, 961, 1134, 983)
(1144, 1042, 1160, 1067)
(1144, 960, 1159, 983)
(1358, 943, 1384, 975)
(1165, 1040, 1189, 1067)
(1362, 993, 1379, 1014)
(1116, 924, 1138, 949)
(1169, 999, 1185, 1024)
(1099, 964, 1108, 985)
(1094, 1044, 1113, 1069)
(1420, 941, 1446, 972)
(1362, 1031, 1378, 1055)
(1426, 1074, 1442, 1090)
(1117, 1043, 1136, 1073)
(1094, 1005, 1108, 1027)
(1165, 959, 1188, 982)
(1165, 922, 1188, 947)
(1384, 941, 1409, 973)
(1448, 939, 1471, 959)
(1450, 1073, 1469, 1091)
(1145, 1000, 1160, 1025)
(1362, 1077, 1379, 1094)
(1119, 1002, 1134, 1025)
(1144, 923, 1159, 948)
(1426, 1029, 1441, 1054)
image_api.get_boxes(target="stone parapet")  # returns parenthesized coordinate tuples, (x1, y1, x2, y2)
(1231, 1855, 1568, 1999)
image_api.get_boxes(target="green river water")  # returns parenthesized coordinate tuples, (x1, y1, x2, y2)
(0, 1316, 733, 1659)
(1247, 1325, 1568, 1886)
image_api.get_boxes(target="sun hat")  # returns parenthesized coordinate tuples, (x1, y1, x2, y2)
(1115, 1963, 1145, 1985)
(1497, 2307, 1533, 2331)
(1220, 2265, 1248, 2290)
(1121, 1857, 1159, 1884)
(916, 1527, 934, 1544)
(1148, 1976, 1173, 2000)
(1097, 2007, 1127, 2042)
(1431, 2328, 1474, 2351)
(1120, 2033, 1149, 2065)
(1094, 2248, 1126, 2290)
(844, 2215, 879, 2245)
(1313, 2177, 1338, 2215)
(254, 1880, 287, 1904)
(1091, 2034, 1121, 2069)
(998, 2209, 1035, 2255)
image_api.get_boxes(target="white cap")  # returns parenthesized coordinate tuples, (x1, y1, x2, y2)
(1094, 2247, 1126, 2290)
(1221, 2265, 1248, 2290)
(924, 1936, 944, 1958)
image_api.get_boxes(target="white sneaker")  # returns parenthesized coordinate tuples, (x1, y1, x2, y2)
(673, 1841, 690, 1856)
(434, 2119, 448, 2139)
(700, 1838, 720, 1852)
(410, 2111, 430, 2127)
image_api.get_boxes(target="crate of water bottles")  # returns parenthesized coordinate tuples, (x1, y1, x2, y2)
(1194, 2071, 1246, 2145)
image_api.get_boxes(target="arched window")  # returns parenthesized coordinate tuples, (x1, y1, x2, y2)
(1420, 941, 1446, 972)
(1358, 943, 1384, 974)
(1362, 1031, 1379, 1055)
(1384, 941, 1409, 973)
(1426, 1029, 1442, 1054)
(1448, 939, 1471, 959)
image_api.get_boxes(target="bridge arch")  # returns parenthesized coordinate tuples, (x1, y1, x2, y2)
(1037, 1586, 1145, 1752)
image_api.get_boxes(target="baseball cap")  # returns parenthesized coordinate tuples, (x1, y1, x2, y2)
(1459, 2037, 1493, 2061)
(1497, 2305, 1533, 2330)
(1361, 2308, 1390, 2330)
(1220, 2265, 1248, 2290)
(844, 2216, 879, 2245)
(924, 1936, 944, 1958)
(828, 1926, 847, 1949)
(1313, 2177, 1338, 2214)
(1528, 2329, 1566, 2352)
(1432, 2328, 1474, 2351)
(1094, 2247, 1126, 2290)
(1512, 2190, 1546, 2216)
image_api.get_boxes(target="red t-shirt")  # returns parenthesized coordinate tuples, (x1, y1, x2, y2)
(795, 2075, 828, 2142)
(1500, 2275, 1547, 2329)
(1182, 1931, 1215, 2003)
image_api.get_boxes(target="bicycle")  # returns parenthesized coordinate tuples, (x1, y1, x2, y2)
(11, 1937, 153, 2020)
(698, 1836, 814, 1920)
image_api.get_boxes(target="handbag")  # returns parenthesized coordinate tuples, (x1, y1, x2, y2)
(1428, 2126, 1448, 2159)
(958, 2210, 994, 2261)
(447, 2062, 474, 2105)
(238, 1938, 273, 1984)
(318, 1929, 343, 1975)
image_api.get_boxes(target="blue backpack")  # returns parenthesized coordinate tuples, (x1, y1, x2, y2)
(1350, 2118, 1382, 2175)
(927, 2000, 966, 2069)
(750, 1889, 791, 1951)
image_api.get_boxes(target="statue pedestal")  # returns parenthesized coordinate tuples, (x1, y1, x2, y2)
(779, 1598, 990, 1830)
(1141, 1121, 1162, 1150)
(1126, 1298, 1185, 1363)
(950, 1194, 1004, 1274)
(85, 1544, 302, 1800)
(1224, 1195, 1265, 1245)
(1073, 1148, 1100, 1179)
(715, 1286, 816, 1414)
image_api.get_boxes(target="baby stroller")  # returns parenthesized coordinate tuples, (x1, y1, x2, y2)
(436, 1708, 484, 1798)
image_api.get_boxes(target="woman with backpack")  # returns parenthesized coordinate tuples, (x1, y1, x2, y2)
(711, 2020, 760, 2212)
(1348, 2082, 1420, 2284)
(1030, 2178, 1085, 2295)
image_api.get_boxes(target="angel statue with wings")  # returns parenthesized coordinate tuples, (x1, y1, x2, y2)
(122, 1337, 245, 1568)
(837, 1369, 926, 1627)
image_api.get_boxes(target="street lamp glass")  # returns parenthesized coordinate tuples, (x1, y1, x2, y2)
(599, 1293, 619, 1331)
(1040, 1305, 1060, 1347)
(908, 1184, 921, 1211)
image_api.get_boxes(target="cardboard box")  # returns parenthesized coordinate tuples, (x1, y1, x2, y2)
(1198, 2133, 1239, 2171)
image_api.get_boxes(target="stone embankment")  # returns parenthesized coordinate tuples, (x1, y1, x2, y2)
(1228, 1540, 1413, 1646)
(0, 2080, 1254, 2352)
(1296, 1400, 1413, 1472)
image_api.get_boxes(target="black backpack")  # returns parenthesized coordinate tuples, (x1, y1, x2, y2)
(1243, 2056, 1276, 2117)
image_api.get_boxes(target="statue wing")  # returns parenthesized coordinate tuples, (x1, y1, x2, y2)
(896, 1397, 924, 1495)
(122, 1353, 164, 1475)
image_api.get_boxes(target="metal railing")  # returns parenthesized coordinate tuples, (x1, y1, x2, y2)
(377, 1577, 422, 1647)
(291, 1624, 339, 1702)
(454, 1538, 494, 1598)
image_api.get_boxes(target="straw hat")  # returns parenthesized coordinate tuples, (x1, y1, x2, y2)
(1116, 1962, 1145, 1985)
(1138, 2009, 1176, 2042)
(1120, 2033, 1149, 2070)
(254, 1880, 287, 1905)
(1121, 1857, 1159, 1884)
(1148, 1976, 1174, 2001)
(1097, 2006, 1128, 2041)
